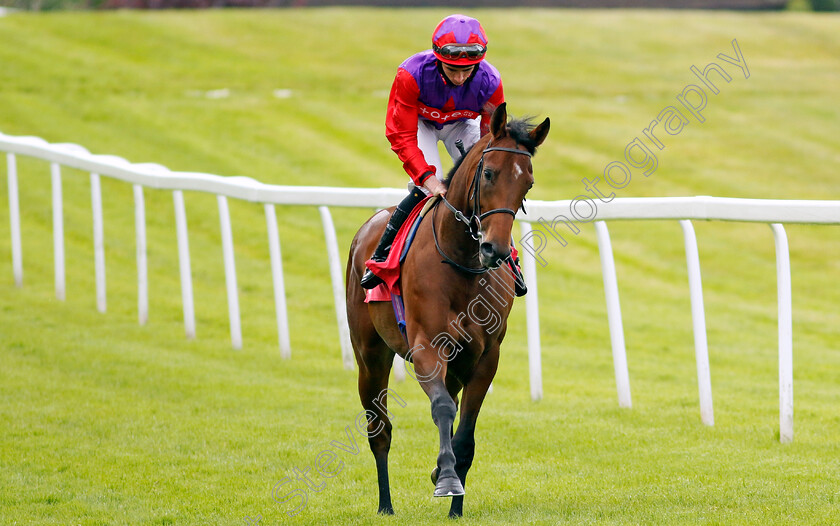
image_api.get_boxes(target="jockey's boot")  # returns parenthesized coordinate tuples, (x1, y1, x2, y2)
(360, 187, 426, 289)
(508, 257, 528, 297)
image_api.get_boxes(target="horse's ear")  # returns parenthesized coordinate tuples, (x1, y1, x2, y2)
(529, 117, 550, 148)
(490, 102, 508, 139)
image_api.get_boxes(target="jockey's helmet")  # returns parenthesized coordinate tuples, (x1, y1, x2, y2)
(431, 14, 488, 67)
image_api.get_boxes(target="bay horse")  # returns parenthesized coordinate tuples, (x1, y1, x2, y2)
(345, 103, 549, 518)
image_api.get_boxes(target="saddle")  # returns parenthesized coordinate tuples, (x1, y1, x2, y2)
(364, 195, 437, 303)
(364, 195, 438, 340)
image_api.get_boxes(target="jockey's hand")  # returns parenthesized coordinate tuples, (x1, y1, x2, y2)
(423, 176, 447, 198)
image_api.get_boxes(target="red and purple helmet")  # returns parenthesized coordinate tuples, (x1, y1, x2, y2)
(431, 14, 488, 66)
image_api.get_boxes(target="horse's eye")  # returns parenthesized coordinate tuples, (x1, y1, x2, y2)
(483, 168, 493, 180)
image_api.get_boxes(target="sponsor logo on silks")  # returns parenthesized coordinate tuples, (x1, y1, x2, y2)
(417, 102, 479, 124)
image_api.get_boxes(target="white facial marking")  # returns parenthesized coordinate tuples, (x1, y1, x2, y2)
(513, 163, 523, 179)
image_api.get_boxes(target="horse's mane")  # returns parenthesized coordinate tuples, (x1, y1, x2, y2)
(443, 116, 540, 187)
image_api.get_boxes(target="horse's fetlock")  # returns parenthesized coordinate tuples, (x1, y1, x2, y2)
(368, 440, 390, 456)
(437, 465, 458, 481)
(454, 453, 473, 470)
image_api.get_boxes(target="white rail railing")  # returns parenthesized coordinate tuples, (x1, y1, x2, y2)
(2, 131, 404, 361)
(3, 131, 839, 443)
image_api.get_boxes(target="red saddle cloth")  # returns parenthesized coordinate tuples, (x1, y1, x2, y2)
(363, 196, 432, 303)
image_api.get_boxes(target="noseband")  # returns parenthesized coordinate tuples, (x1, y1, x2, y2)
(434, 143, 532, 274)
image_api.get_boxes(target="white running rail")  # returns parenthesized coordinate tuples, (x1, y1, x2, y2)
(3, 131, 839, 443)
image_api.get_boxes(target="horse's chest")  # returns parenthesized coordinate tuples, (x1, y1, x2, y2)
(451, 286, 512, 336)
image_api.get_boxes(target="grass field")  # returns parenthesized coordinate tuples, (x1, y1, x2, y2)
(1, 7, 839, 525)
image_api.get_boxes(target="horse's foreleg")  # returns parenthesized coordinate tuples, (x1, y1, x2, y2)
(430, 386, 462, 497)
(430, 374, 462, 488)
(357, 348, 397, 515)
(412, 347, 463, 498)
(448, 347, 499, 518)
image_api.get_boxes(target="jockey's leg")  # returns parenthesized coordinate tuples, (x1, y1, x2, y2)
(417, 120, 446, 178)
(508, 237, 527, 297)
(508, 237, 528, 298)
(441, 119, 480, 163)
(360, 187, 426, 289)
(507, 255, 527, 297)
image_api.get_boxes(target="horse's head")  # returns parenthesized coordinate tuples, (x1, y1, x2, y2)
(462, 103, 550, 268)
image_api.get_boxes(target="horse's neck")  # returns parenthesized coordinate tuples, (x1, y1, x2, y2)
(446, 146, 479, 216)
(435, 157, 479, 265)
(445, 178, 472, 218)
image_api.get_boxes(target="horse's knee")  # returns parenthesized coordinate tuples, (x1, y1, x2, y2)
(430, 393, 457, 424)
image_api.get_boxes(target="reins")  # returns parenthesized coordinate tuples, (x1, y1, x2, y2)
(433, 142, 532, 274)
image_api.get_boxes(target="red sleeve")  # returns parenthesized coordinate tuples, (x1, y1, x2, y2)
(480, 80, 505, 137)
(385, 68, 435, 186)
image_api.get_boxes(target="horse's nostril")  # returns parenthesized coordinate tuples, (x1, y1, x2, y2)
(480, 242, 495, 260)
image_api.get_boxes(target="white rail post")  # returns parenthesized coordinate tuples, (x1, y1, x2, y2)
(91, 173, 106, 313)
(173, 190, 196, 339)
(393, 355, 406, 382)
(133, 185, 148, 325)
(217, 195, 242, 350)
(7, 153, 22, 287)
(771, 223, 793, 444)
(595, 221, 632, 408)
(318, 206, 354, 370)
(51, 163, 65, 301)
(264, 204, 291, 359)
(679, 220, 714, 426)
(520, 221, 543, 402)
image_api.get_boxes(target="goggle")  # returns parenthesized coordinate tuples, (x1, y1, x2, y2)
(433, 43, 486, 61)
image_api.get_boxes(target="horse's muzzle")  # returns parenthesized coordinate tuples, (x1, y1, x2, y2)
(479, 242, 510, 269)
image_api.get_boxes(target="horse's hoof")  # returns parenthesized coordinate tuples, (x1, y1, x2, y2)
(377, 506, 395, 515)
(433, 476, 465, 497)
(431, 467, 440, 485)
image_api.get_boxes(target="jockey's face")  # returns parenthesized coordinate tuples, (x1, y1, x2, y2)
(440, 63, 476, 86)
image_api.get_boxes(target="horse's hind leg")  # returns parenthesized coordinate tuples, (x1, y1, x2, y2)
(347, 215, 401, 514)
(356, 342, 397, 515)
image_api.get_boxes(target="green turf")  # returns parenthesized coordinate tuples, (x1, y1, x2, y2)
(1, 8, 839, 525)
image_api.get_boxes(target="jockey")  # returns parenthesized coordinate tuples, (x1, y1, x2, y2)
(360, 14, 526, 296)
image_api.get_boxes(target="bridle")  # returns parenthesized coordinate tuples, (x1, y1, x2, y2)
(433, 142, 532, 274)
